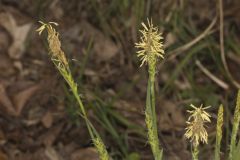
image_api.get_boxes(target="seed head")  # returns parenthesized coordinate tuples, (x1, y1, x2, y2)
(185, 104, 211, 147)
(36, 21, 68, 66)
(135, 19, 164, 67)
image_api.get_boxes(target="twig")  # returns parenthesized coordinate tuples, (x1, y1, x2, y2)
(167, 17, 217, 61)
(195, 60, 229, 90)
(219, 0, 240, 88)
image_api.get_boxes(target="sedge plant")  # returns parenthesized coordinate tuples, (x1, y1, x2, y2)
(35, 19, 240, 160)
(184, 104, 211, 160)
(214, 90, 240, 160)
(135, 19, 164, 160)
(36, 21, 110, 160)
(184, 90, 240, 160)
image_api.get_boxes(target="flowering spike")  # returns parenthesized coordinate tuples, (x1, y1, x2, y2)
(135, 19, 164, 67)
(36, 21, 68, 66)
(185, 104, 211, 147)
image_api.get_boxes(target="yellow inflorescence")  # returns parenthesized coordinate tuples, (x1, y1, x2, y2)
(135, 19, 164, 67)
(36, 21, 68, 66)
(185, 104, 211, 147)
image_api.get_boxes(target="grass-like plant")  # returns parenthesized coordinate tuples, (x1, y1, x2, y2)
(184, 90, 240, 160)
(35, 19, 240, 160)
(184, 104, 211, 160)
(135, 19, 164, 160)
(36, 21, 110, 160)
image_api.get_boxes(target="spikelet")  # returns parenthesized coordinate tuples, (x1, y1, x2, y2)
(229, 90, 240, 159)
(36, 21, 68, 67)
(93, 138, 110, 160)
(185, 104, 211, 147)
(215, 105, 224, 160)
(135, 19, 164, 67)
(216, 105, 224, 146)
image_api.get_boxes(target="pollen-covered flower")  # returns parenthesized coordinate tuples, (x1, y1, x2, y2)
(36, 21, 68, 66)
(185, 104, 211, 147)
(135, 19, 164, 67)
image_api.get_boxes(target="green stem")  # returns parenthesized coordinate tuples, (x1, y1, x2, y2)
(192, 145, 199, 160)
(147, 64, 162, 160)
(229, 90, 240, 160)
(62, 68, 110, 160)
(72, 86, 94, 139)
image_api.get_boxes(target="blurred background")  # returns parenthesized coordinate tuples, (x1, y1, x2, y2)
(0, 0, 240, 159)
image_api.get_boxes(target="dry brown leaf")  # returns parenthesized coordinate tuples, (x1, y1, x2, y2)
(165, 32, 176, 48)
(49, 0, 64, 20)
(81, 21, 119, 61)
(0, 150, 8, 160)
(41, 111, 53, 128)
(0, 54, 16, 77)
(158, 101, 185, 132)
(0, 83, 16, 115)
(0, 129, 6, 145)
(162, 136, 190, 160)
(22, 104, 45, 126)
(45, 147, 61, 160)
(0, 27, 11, 53)
(71, 148, 99, 160)
(39, 123, 64, 147)
(13, 84, 40, 116)
(0, 12, 32, 59)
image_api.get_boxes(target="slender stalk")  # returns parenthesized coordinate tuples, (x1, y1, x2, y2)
(192, 145, 199, 160)
(229, 90, 240, 160)
(54, 60, 110, 160)
(148, 64, 162, 160)
(214, 105, 224, 160)
(135, 19, 164, 160)
(37, 22, 110, 160)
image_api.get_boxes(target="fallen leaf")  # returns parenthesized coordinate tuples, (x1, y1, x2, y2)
(38, 123, 64, 147)
(165, 32, 176, 48)
(0, 83, 16, 115)
(45, 147, 61, 160)
(71, 148, 99, 160)
(49, 0, 64, 20)
(0, 129, 6, 145)
(0, 150, 8, 160)
(12, 84, 40, 116)
(162, 136, 190, 160)
(158, 101, 186, 132)
(0, 12, 32, 59)
(81, 21, 119, 61)
(21, 102, 45, 126)
(0, 27, 11, 53)
(41, 111, 53, 128)
(0, 54, 16, 77)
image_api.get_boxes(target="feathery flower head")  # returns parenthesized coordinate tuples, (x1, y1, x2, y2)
(36, 21, 68, 66)
(135, 19, 164, 67)
(185, 104, 211, 147)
